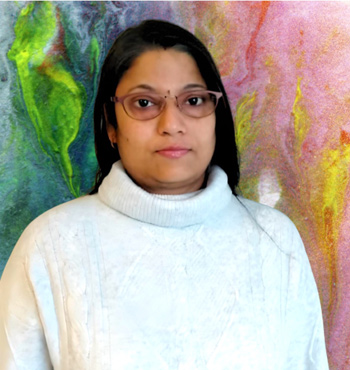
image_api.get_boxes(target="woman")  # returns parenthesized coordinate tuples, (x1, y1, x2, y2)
(0, 20, 328, 369)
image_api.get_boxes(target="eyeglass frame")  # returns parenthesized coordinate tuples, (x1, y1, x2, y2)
(109, 90, 223, 120)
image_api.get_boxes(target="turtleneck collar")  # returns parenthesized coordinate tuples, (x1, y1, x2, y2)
(98, 161, 233, 228)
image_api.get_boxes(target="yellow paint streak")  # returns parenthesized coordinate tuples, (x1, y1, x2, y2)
(321, 142, 350, 247)
(265, 55, 274, 67)
(308, 132, 350, 317)
(292, 77, 310, 157)
(235, 91, 258, 157)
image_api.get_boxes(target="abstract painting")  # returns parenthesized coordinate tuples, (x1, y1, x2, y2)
(1, 1, 349, 368)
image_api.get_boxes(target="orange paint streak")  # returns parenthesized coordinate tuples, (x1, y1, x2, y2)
(237, 1, 270, 86)
(323, 205, 338, 324)
(341, 129, 350, 145)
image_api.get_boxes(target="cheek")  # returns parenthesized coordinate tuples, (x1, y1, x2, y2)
(115, 129, 131, 148)
(195, 118, 215, 146)
(114, 114, 134, 146)
(208, 119, 216, 147)
(115, 122, 150, 151)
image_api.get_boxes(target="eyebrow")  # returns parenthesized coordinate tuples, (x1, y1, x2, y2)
(183, 83, 207, 90)
(127, 84, 155, 93)
(127, 83, 207, 94)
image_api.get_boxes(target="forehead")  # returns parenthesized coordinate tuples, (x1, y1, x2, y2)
(116, 48, 206, 94)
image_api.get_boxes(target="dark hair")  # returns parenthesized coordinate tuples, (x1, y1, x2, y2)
(90, 19, 239, 194)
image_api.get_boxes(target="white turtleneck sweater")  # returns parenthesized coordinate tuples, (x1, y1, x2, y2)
(0, 162, 328, 369)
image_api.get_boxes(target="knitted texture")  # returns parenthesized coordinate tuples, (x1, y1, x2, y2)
(0, 162, 329, 369)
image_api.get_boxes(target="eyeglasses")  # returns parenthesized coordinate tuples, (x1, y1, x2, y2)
(110, 90, 223, 120)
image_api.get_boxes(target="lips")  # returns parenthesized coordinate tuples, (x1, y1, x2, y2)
(156, 146, 190, 159)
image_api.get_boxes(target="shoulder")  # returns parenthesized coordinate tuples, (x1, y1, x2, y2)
(236, 196, 303, 254)
(237, 197, 294, 228)
(2, 194, 112, 283)
(11, 195, 104, 255)
(42, 194, 101, 218)
(27, 194, 99, 228)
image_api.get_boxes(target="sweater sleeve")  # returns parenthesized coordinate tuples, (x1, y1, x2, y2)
(282, 224, 329, 370)
(240, 197, 329, 368)
(0, 232, 53, 369)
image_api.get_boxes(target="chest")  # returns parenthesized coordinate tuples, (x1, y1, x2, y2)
(50, 223, 288, 369)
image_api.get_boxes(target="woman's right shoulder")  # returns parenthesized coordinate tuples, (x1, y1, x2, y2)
(27, 194, 100, 228)
(13, 194, 104, 254)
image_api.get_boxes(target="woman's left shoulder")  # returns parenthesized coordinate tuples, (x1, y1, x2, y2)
(236, 196, 303, 253)
(236, 196, 296, 228)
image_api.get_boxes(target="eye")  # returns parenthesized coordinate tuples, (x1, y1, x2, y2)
(182, 91, 211, 107)
(186, 95, 204, 106)
(127, 93, 163, 110)
(135, 98, 155, 108)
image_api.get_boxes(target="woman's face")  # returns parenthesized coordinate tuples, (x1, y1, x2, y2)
(107, 48, 216, 195)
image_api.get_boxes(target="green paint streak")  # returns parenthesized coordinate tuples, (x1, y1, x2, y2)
(8, 2, 86, 197)
(89, 36, 100, 77)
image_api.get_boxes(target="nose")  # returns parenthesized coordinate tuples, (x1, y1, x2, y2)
(156, 98, 187, 135)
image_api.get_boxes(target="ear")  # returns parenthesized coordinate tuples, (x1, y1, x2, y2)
(106, 121, 118, 144)
(104, 103, 118, 144)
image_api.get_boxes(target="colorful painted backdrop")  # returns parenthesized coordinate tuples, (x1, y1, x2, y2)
(1, 1, 349, 368)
